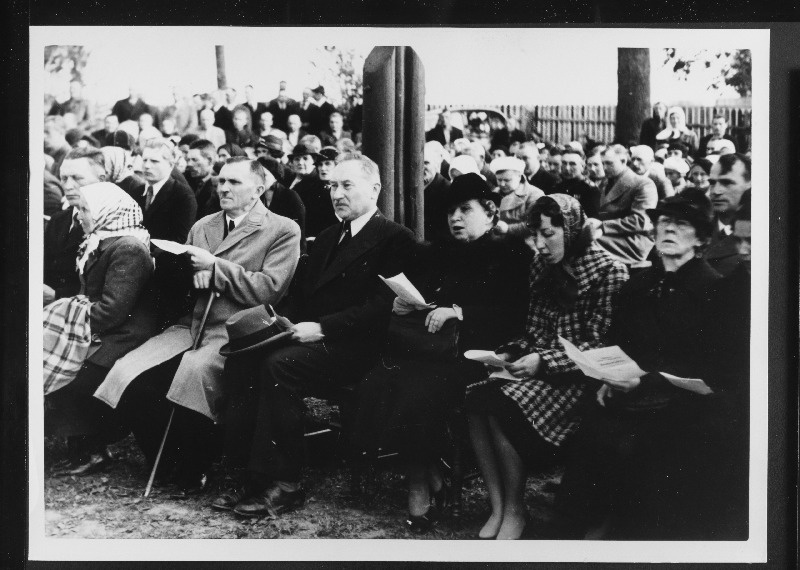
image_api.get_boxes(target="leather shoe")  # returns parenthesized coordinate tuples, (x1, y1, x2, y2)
(233, 484, 306, 518)
(211, 483, 254, 511)
(66, 449, 113, 476)
(168, 473, 208, 499)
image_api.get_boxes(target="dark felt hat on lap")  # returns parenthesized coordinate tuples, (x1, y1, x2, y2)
(219, 306, 292, 356)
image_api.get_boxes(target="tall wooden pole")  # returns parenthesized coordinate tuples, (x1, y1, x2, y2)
(616, 48, 650, 145)
(215, 46, 227, 90)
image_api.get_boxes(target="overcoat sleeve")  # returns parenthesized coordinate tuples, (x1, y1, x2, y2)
(600, 177, 658, 237)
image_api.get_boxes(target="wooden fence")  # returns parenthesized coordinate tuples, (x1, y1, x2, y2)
(426, 103, 752, 149)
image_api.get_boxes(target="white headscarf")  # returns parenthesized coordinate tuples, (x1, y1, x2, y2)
(75, 182, 150, 275)
(448, 154, 482, 179)
(656, 106, 690, 140)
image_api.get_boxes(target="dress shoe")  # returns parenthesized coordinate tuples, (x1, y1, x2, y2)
(211, 482, 254, 511)
(168, 473, 208, 499)
(233, 484, 306, 518)
(66, 449, 113, 476)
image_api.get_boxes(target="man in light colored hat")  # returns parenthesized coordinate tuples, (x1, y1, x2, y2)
(96, 157, 301, 495)
(490, 155, 544, 235)
(630, 144, 675, 200)
(663, 156, 690, 194)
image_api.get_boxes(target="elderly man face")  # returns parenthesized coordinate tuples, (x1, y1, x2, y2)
(547, 153, 563, 175)
(141, 145, 174, 185)
(653, 102, 667, 120)
(712, 117, 728, 138)
(517, 145, 540, 177)
(186, 149, 215, 180)
(586, 154, 605, 181)
(629, 148, 653, 176)
(423, 146, 442, 185)
(217, 160, 264, 218)
(60, 158, 105, 206)
(561, 152, 585, 180)
(259, 112, 274, 132)
(287, 114, 301, 133)
(329, 160, 380, 221)
(601, 150, 627, 178)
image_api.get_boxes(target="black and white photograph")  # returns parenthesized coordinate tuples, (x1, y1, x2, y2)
(27, 26, 769, 563)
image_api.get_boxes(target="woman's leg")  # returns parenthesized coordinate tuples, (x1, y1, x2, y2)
(488, 414, 528, 540)
(407, 461, 431, 517)
(468, 412, 504, 539)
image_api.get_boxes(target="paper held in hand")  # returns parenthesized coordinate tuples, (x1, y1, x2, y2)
(464, 350, 517, 381)
(558, 336, 713, 395)
(151, 239, 190, 255)
(379, 273, 433, 309)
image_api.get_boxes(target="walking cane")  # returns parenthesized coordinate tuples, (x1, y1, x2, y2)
(144, 291, 216, 497)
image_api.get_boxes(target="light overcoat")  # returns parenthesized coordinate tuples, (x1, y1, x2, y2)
(95, 201, 301, 421)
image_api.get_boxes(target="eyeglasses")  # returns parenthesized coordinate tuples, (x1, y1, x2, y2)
(655, 215, 693, 229)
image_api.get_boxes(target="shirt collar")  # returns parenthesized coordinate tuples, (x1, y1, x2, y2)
(349, 206, 378, 237)
(718, 218, 732, 236)
(226, 211, 248, 228)
(143, 176, 169, 198)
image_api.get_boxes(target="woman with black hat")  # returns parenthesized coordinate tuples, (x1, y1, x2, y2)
(465, 193, 629, 539)
(351, 173, 531, 533)
(553, 188, 746, 540)
(289, 141, 338, 239)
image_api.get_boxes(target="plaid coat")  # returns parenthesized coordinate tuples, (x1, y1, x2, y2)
(469, 242, 628, 446)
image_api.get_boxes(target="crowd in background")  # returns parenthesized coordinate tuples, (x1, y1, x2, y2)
(41, 79, 752, 541)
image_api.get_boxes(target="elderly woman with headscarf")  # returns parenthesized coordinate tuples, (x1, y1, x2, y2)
(44, 183, 159, 475)
(352, 174, 531, 533)
(100, 146, 143, 198)
(489, 155, 545, 236)
(448, 154, 482, 180)
(465, 194, 629, 540)
(553, 189, 745, 540)
(656, 106, 700, 157)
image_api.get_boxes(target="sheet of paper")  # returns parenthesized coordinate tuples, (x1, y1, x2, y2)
(558, 336, 647, 382)
(379, 273, 431, 308)
(151, 239, 190, 255)
(464, 349, 512, 368)
(489, 368, 518, 381)
(660, 372, 714, 395)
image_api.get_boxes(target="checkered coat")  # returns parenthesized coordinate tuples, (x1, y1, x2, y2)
(469, 242, 628, 446)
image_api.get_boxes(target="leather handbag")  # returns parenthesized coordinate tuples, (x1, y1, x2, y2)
(386, 311, 460, 361)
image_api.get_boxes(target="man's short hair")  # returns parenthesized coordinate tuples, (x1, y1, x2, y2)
(712, 114, 728, 122)
(717, 153, 751, 182)
(200, 109, 216, 122)
(329, 112, 343, 121)
(179, 133, 201, 147)
(587, 144, 607, 157)
(562, 148, 586, 161)
(604, 144, 630, 160)
(143, 138, 177, 163)
(189, 139, 218, 163)
(225, 157, 267, 187)
(339, 154, 381, 186)
(44, 115, 66, 134)
(64, 146, 107, 176)
(520, 141, 539, 154)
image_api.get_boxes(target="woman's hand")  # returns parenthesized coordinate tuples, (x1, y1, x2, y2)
(184, 245, 217, 271)
(507, 353, 542, 379)
(425, 307, 457, 333)
(596, 384, 613, 407)
(600, 376, 641, 392)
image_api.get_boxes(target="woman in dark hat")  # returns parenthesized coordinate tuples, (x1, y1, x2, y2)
(352, 173, 531, 533)
(465, 193, 629, 540)
(553, 188, 746, 540)
(289, 141, 337, 239)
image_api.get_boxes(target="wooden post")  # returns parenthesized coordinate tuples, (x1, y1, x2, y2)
(616, 47, 650, 145)
(215, 46, 227, 90)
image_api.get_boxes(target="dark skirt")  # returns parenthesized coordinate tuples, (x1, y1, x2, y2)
(352, 356, 484, 463)
(464, 382, 562, 469)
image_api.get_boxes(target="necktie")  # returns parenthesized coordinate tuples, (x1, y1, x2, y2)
(224, 218, 235, 238)
(144, 185, 154, 211)
(338, 221, 352, 248)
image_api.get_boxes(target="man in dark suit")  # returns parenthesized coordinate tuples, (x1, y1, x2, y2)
(425, 109, 463, 148)
(592, 144, 658, 267)
(423, 141, 451, 242)
(639, 101, 667, 150)
(319, 112, 352, 147)
(91, 114, 120, 147)
(705, 154, 751, 276)
(111, 86, 154, 124)
(266, 81, 300, 134)
(288, 142, 338, 239)
(518, 142, 557, 194)
(551, 149, 601, 218)
(213, 155, 416, 517)
(697, 115, 738, 158)
(185, 139, 221, 218)
(138, 138, 199, 327)
(304, 85, 337, 137)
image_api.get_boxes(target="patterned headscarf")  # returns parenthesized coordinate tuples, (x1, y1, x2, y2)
(100, 146, 132, 183)
(75, 182, 150, 275)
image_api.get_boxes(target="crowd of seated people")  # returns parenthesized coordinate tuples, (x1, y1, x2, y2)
(42, 86, 752, 540)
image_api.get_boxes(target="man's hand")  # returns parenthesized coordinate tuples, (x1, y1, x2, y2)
(507, 353, 542, 379)
(494, 220, 509, 234)
(596, 384, 613, 407)
(184, 245, 217, 271)
(193, 270, 213, 290)
(392, 296, 418, 316)
(291, 322, 324, 343)
(600, 376, 641, 392)
(587, 217, 603, 239)
(425, 307, 457, 333)
(43, 284, 55, 306)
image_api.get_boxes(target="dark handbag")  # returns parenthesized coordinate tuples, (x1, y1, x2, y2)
(386, 311, 460, 361)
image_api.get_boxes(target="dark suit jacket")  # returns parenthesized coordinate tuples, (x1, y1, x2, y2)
(261, 182, 307, 252)
(423, 173, 451, 243)
(135, 177, 197, 243)
(528, 168, 558, 194)
(281, 212, 416, 363)
(320, 130, 353, 147)
(292, 171, 338, 238)
(305, 101, 337, 136)
(425, 125, 463, 146)
(552, 178, 601, 218)
(82, 236, 159, 369)
(697, 133, 737, 157)
(44, 208, 84, 300)
(267, 98, 300, 133)
(705, 225, 742, 277)
(190, 175, 221, 219)
(111, 98, 153, 124)
(44, 170, 64, 218)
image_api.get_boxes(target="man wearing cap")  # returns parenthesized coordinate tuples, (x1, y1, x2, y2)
(591, 144, 658, 268)
(552, 149, 601, 217)
(705, 154, 751, 276)
(185, 139, 221, 218)
(490, 155, 544, 236)
(305, 86, 336, 137)
(289, 141, 338, 239)
(517, 142, 557, 194)
(97, 158, 301, 495)
(213, 155, 416, 518)
(319, 112, 351, 147)
(663, 156, 690, 194)
(423, 141, 451, 243)
(256, 136, 294, 186)
(630, 145, 674, 200)
(698, 115, 737, 158)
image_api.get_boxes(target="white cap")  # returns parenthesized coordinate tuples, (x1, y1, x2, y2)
(449, 154, 481, 177)
(489, 156, 526, 174)
(663, 156, 690, 175)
